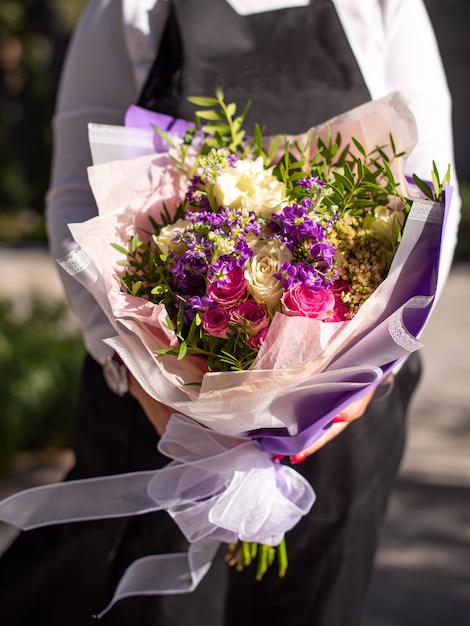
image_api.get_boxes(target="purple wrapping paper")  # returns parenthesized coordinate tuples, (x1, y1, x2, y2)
(124, 104, 195, 152)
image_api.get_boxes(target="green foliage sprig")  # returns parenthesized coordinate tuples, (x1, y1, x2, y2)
(413, 162, 451, 204)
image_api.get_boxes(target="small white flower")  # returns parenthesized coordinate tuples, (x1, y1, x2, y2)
(366, 207, 405, 246)
(213, 157, 286, 214)
(153, 218, 187, 254)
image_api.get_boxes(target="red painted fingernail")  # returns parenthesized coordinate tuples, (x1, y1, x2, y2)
(289, 452, 307, 465)
(331, 413, 346, 423)
(271, 454, 285, 462)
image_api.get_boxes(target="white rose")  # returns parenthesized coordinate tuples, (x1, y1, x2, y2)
(213, 157, 286, 214)
(365, 207, 405, 246)
(244, 240, 293, 309)
(153, 218, 187, 254)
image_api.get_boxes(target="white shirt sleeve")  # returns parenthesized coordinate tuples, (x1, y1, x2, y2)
(46, 0, 460, 363)
(46, 0, 149, 364)
(335, 0, 461, 295)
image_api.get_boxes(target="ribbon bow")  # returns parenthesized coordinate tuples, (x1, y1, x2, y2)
(0, 414, 315, 617)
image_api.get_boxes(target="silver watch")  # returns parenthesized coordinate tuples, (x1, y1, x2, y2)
(103, 354, 129, 396)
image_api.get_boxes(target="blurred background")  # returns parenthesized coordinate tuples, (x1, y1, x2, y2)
(0, 1, 468, 624)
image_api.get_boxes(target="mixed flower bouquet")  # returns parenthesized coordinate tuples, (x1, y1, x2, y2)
(115, 94, 410, 372)
(72, 90, 450, 449)
(0, 91, 452, 615)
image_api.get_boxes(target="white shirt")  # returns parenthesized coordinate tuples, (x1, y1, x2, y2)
(46, 0, 461, 365)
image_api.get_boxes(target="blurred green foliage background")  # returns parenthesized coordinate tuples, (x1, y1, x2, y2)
(0, 0, 86, 236)
(0, 0, 468, 474)
(0, 1, 87, 474)
(0, 298, 84, 474)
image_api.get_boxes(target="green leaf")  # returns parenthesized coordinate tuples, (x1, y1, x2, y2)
(201, 123, 230, 135)
(151, 284, 169, 295)
(131, 281, 142, 296)
(382, 159, 396, 186)
(215, 86, 225, 102)
(130, 234, 142, 253)
(431, 170, 440, 199)
(356, 158, 364, 181)
(252, 123, 263, 146)
(234, 130, 245, 145)
(352, 137, 366, 156)
(204, 137, 223, 149)
(412, 174, 434, 200)
(343, 162, 355, 183)
(187, 95, 220, 106)
(152, 126, 177, 149)
(334, 172, 354, 191)
(111, 243, 130, 256)
(226, 102, 237, 118)
(195, 109, 225, 121)
(177, 341, 188, 360)
(443, 164, 451, 187)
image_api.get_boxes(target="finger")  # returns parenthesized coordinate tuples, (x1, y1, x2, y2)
(290, 420, 349, 463)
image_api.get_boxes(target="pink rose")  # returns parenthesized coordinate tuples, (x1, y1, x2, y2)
(230, 300, 270, 337)
(327, 299, 348, 322)
(281, 283, 335, 320)
(201, 306, 230, 338)
(328, 279, 350, 321)
(207, 268, 247, 307)
(247, 326, 269, 350)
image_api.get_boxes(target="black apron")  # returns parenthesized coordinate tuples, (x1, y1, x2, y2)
(138, 0, 371, 133)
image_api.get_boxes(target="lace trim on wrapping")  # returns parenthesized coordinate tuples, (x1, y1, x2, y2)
(409, 200, 443, 224)
(58, 247, 91, 276)
(389, 316, 422, 352)
(88, 123, 154, 148)
(387, 296, 431, 353)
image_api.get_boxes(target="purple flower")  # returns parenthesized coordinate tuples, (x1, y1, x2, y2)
(270, 203, 325, 244)
(273, 261, 298, 290)
(309, 241, 335, 268)
(188, 295, 214, 311)
(207, 259, 233, 285)
(296, 264, 329, 290)
(297, 176, 325, 189)
(185, 175, 210, 210)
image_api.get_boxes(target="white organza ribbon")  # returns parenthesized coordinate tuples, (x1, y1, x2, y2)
(0, 414, 315, 616)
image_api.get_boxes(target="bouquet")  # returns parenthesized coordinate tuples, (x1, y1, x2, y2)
(0, 91, 452, 616)
(115, 99, 407, 370)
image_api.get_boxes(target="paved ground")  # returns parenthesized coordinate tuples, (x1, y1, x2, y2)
(0, 247, 469, 625)
(363, 262, 470, 626)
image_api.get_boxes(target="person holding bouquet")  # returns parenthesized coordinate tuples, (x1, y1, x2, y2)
(0, 1, 460, 625)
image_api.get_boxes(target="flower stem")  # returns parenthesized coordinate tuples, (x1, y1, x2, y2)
(277, 537, 288, 578)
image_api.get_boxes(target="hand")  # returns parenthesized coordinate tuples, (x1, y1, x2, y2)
(127, 372, 173, 436)
(289, 388, 376, 464)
